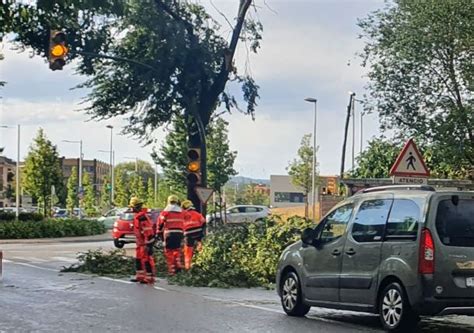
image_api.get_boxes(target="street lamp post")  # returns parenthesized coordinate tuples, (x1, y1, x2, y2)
(154, 164, 158, 206)
(106, 125, 114, 205)
(0, 125, 21, 219)
(124, 157, 139, 172)
(63, 139, 83, 219)
(304, 97, 318, 223)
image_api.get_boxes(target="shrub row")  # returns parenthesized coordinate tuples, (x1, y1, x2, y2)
(0, 218, 106, 239)
(0, 211, 44, 222)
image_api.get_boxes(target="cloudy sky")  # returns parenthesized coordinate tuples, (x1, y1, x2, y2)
(0, 0, 384, 179)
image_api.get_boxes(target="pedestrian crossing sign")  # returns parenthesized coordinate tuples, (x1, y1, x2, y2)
(389, 138, 430, 177)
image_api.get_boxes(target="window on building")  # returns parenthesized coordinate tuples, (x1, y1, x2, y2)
(274, 192, 304, 203)
(352, 199, 392, 243)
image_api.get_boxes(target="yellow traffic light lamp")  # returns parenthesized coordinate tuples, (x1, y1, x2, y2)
(49, 30, 68, 71)
(186, 148, 201, 185)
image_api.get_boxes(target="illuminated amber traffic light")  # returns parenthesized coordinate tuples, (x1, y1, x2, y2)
(187, 148, 201, 185)
(49, 30, 68, 71)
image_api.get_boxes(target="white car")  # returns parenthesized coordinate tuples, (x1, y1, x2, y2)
(207, 205, 271, 224)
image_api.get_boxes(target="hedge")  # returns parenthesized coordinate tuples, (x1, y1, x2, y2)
(0, 218, 106, 239)
(0, 211, 44, 222)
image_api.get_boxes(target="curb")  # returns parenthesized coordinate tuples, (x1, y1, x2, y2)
(0, 231, 111, 245)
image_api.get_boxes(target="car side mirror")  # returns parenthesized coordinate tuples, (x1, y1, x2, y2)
(301, 228, 317, 246)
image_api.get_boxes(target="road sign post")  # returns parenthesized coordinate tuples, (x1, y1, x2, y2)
(390, 138, 430, 185)
(195, 186, 214, 204)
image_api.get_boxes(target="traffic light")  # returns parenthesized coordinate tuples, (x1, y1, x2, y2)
(49, 30, 68, 71)
(186, 148, 201, 185)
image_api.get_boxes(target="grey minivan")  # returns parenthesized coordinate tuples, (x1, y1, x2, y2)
(276, 185, 474, 331)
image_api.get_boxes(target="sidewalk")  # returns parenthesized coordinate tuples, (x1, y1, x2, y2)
(0, 230, 111, 244)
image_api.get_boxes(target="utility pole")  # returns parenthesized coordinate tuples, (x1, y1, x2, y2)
(154, 163, 158, 206)
(341, 92, 355, 179)
(16, 125, 20, 220)
(106, 125, 114, 205)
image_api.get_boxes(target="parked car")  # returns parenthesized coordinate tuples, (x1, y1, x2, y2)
(98, 207, 129, 229)
(53, 209, 68, 219)
(206, 205, 270, 224)
(112, 209, 160, 248)
(276, 185, 474, 332)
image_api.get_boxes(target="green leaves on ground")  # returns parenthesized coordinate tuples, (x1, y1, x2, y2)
(62, 249, 135, 277)
(173, 216, 313, 288)
(62, 216, 313, 288)
(0, 218, 106, 239)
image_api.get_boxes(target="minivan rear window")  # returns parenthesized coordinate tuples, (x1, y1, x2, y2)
(436, 198, 474, 247)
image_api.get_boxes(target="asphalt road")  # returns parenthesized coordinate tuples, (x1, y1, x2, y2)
(1, 240, 474, 332)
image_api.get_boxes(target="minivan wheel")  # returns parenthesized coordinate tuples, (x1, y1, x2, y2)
(280, 271, 310, 317)
(113, 239, 124, 249)
(378, 282, 419, 332)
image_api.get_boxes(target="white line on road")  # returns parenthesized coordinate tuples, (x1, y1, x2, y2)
(2, 259, 12, 263)
(11, 262, 57, 272)
(154, 286, 168, 292)
(99, 276, 133, 284)
(52, 256, 77, 263)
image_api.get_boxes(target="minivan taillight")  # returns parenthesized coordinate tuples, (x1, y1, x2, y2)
(419, 228, 435, 274)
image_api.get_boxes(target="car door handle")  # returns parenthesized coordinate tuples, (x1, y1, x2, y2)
(331, 249, 341, 256)
(345, 248, 356, 256)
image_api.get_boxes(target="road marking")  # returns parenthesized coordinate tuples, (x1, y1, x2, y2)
(12, 262, 57, 272)
(99, 276, 133, 284)
(154, 286, 169, 292)
(2, 259, 12, 263)
(52, 256, 77, 263)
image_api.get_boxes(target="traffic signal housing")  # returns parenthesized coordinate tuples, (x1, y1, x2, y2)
(186, 148, 201, 185)
(49, 30, 68, 71)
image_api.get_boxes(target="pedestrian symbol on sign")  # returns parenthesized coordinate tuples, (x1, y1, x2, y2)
(406, 152, 416, 171)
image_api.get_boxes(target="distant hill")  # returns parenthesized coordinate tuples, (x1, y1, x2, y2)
(229, 176, 270, 185)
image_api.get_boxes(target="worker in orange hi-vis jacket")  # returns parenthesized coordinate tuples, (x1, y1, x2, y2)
(157, 195, 184, 275)
(129, 196, 156, 284)
(181, 200, 206, 270)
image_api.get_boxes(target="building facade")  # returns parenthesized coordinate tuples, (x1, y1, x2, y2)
(60, 157, 111, 194)
(0, 156, 16, 208)
(270, 175, 340, 208)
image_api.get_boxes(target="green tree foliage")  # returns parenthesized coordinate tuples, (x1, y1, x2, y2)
(359, 0, 473, 178)
(2, 0, 261, 186)
(207, 118, 238, 197)
(114, 168, 129, 208)
(82, 172, 97, 217)
(154, 116, 237, 199)
(287, 134, 318, 218)
(145, 177, 155, 208)
(154, 116, 188, 195)
(235, 184, 269, 206)
(129, 174, 146, 201)
(352, 137, 468, 180)
(100, 176, 111, 212)
(66, 166, 78, 214)
(22, 129, 64, 217)
(114, 160, 154, 186)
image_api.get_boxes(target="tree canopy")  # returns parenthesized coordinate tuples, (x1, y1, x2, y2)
(1, 0, 260, 140)
(22, 129, 64, 216)
(359, 0, 473, 178)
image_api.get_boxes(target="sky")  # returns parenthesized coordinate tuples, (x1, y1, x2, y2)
(0, 0, 385, 179)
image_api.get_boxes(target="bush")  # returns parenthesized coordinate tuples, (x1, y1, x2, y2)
(0, 211, 44, 222)
(0, 218, 106, 239)
(171, 216, 314, 288)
